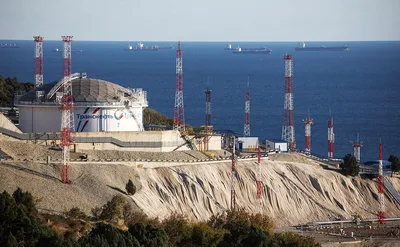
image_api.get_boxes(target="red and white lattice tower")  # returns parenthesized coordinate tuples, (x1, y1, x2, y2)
(378, 140, 385, 224)
(256, 145, 262, 212)
(231, 136, 237, 210)
(33, 36, 44, 87)
(282, 54, 295, 151)
(244, 77, 250, 137)
(60, 36, 75, 184)
(303, 111, 314, 154)
(351, 133, 363, 162)
(173, 41, 185, 132)
(328, 112, 335, 159)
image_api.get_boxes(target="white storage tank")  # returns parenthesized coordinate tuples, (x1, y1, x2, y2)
(15, 74, 148, 133)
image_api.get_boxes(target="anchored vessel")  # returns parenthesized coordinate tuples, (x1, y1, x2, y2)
(0, 44, 19, 48)
(125, 42, 159, 51)
(232, 46, 272, 54)
(295, 42, 349, 51)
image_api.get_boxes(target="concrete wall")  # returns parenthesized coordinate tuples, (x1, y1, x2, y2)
(238, 137, 259, 151)
(74, 130, 190, 152)
(265, 140, 288, 152)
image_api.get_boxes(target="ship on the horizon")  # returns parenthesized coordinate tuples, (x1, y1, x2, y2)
(53, 48, 83, 52)
(125, 42, 159, 51)
(224, 44, 235, 50)
(295, 42, 349, 51)
(0, 44, 19, 48)
(232, 46, 272, 54)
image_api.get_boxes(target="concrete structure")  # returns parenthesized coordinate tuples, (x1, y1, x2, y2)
(237, 137, 259, 152)
(265, 139, 288, 152)
(194, 134, 222, 151)
(15, 73, 148, 133)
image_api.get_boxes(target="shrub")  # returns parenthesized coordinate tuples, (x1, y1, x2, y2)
(126, 179, 136, 195)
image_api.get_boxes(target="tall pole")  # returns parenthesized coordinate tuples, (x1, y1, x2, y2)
(282, 54, 295, 151)
(231, 136, 237, 210)
(378, 140, 385, 224)
(33, 36, 44, 88)
(351, 133, 363, 162)
(173, 41, 185, 132)
(204, 86, 212, 151)
(60, 36, 75, 184)
(328, 111, 334, 160)
(256, 145, 262, 213)
(303, 110, 314, 154)
(244, 77, 250, 137)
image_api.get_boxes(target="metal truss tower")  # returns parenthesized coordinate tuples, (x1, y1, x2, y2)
(244, 77, 250, 137)
(378, 140, 385, 224)
(256, 145, 262, 212)
(33, 36, 44, 87)
(303, 111, 314, 154)
(282, 54, 295, 151)
(351, 133, 363, 162)
(205, 87, 211, 127)
(328, 112, 335, 159)
(60, 36, 75, 184)
(231, 136, 237, 210)
(173, 41, 185, 132)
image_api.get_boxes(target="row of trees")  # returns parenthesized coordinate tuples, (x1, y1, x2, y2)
(0, 188, 321, 247)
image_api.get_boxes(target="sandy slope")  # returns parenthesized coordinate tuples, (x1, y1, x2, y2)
(0, 143, 399, 226)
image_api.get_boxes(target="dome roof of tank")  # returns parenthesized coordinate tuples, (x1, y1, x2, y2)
(18, 77, 128, 103)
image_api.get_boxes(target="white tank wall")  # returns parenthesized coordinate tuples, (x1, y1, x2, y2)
(18, 106, 144, 133)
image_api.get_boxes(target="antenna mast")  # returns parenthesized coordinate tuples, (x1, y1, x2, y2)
(33, 36, 44, 88)
(60, 36, 75, 184)
(173, 41, 185, 132)
(378, 140, 385, 224)
(328, 111, 334, 160)
(303, 110, 314, 154)
(244, 77, 250, 137)
(282, 54, 295, 151)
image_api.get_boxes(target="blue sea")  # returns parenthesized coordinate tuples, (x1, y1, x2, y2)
(0, 40, 399, 161)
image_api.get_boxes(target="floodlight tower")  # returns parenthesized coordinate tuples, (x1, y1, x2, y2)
(282, 54, 295, 151)
(60, 36, 75, 184)
(303, 111, 314, 154)
(378, 140, 385, 224)
(351, 133, 363, 162)
(256, 145, 262, 212)
(173, 41, 185, 132)
(328, 111, 335, 159)
(33, 36, 44, 87)
(244, 77, 250, 137)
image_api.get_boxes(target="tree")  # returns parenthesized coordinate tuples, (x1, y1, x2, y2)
(125, 179, 136, 195)
(128, 223, 169, 247)
(389, 155, 400, 172)
(99, 195, 126, 224)
(340, 154, 360, 176)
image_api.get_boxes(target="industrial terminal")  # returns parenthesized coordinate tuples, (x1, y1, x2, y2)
(0, 35, 399, 246)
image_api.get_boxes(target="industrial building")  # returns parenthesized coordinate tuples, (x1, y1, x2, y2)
(15, 73, 148, 133)
(237, 137, 259, 152)
(265, 139, 288, 152)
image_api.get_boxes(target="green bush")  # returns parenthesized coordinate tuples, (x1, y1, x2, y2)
(126, 179, 136, 195)
(340, 154, 360, 176)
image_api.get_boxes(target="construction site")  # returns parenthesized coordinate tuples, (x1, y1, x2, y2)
(0, 36, 399, 246)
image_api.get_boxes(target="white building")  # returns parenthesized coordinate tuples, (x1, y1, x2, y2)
(237, 137, 259, 151)
(265, 139, 288, 152)
(15, 73, 148, 133)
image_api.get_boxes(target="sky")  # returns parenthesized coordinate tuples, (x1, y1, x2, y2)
(1, 0, 399, 41)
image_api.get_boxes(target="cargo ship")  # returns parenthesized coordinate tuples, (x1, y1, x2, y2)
(53, 48, 83, 52)
(295, 42, 349, 51)
(125, 42, 159, 51)
(0, 44, 19, 48)
(232, 46, 272, 54)
(154, 45, 174, 50)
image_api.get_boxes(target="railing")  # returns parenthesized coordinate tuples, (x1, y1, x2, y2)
(384, 178, 400, 205)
